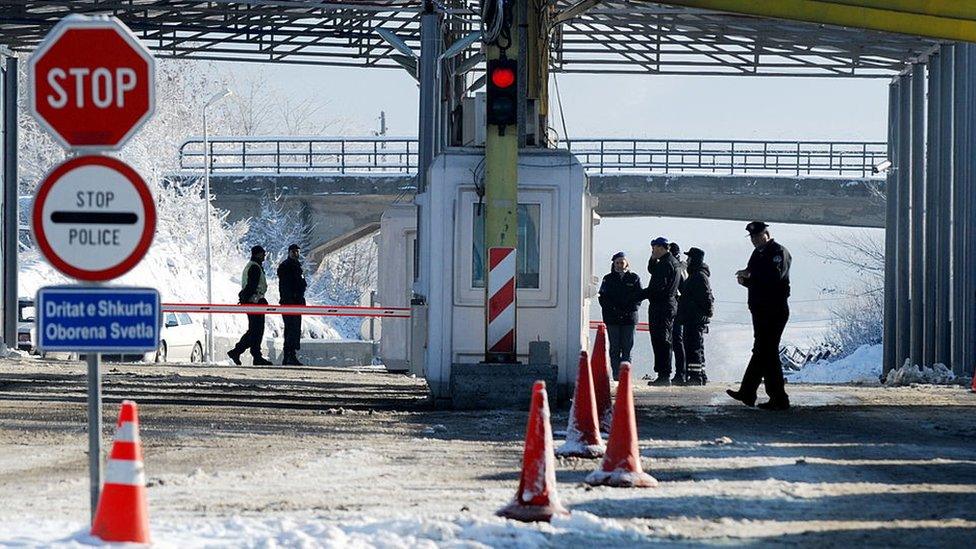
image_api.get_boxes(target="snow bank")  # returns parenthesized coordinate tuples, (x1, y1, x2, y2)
(785, 344, 882, 385)
(0, 512, 663, 548)
(883, 360, 956, 386)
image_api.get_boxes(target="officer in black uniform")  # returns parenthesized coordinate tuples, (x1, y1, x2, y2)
(677, 247, 713, 385)
(646, 237, 681, 386)
(727, 222, 792, 410)
(668, 242, 688, 384)
(277, 244, 308, 366)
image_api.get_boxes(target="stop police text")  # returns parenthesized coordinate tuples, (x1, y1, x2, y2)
(69, 190, 120, 246)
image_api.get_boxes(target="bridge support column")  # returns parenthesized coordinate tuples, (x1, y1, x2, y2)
(883, 80, 900, 375)
(935, 48, 953, 368)
(909, 63, 925, 369)
(1, 55, 17, 349)
(964, 45, 976, 375)
(893, 72, 912, 372)
(923, 53, 941, 368)
(952, 45, 968, 374)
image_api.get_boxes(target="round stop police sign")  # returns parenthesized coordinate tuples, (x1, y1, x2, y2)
(32, 155, 156, 281)
(28, 15, 155, 150)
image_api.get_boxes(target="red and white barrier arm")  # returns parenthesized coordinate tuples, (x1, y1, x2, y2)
(589, 320, 651, 333)
(162, 303, 411, 318)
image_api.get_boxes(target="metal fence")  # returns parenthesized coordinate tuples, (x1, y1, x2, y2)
(180, 137, 887, 178)
(563, 138, 887, 177)
(179, 137, 418, 174)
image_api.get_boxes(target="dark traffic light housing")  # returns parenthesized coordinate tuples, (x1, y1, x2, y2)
(486, 57, 517, 127)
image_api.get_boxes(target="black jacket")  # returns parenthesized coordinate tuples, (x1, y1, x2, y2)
(598, 270, 643, 325)
(645, 253, 681, 316)
(744, 239, 791, 310)
(277, 257, 308, 305)
(677, 260, 713, 326)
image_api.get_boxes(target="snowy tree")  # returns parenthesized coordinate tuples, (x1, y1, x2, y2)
(308, 235, 379, 338)
(242, 192, 314, 280)
(815, 230, 885, 358)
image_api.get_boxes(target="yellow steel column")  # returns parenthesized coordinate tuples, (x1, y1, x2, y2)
(484, 5, 520, 362)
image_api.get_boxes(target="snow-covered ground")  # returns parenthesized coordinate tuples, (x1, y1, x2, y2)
(786, 344, 883, 385)
(0, 514, 616, 548)
(2, 359, 976, 547)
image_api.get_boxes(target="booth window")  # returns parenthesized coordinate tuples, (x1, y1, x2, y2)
(472, 203, 541, 289)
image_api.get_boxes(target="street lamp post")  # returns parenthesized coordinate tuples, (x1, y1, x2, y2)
(203, 89, 231, 363)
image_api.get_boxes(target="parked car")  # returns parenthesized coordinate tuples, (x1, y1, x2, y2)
(150, 312, 205, 363)
(16, 298, 36, 353)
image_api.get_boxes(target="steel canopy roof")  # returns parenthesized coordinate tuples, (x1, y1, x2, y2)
(0, 0, 940, 77)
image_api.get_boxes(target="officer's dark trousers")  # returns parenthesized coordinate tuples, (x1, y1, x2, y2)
(671, 323, 686, 380)
(233, 312, 266, 358)
(283, 314, 302, 357)
(648, 309, 675, 377)
(740, 305, 790, 400)
(683, 322, 706, 366)
(605, 323, 635, 380)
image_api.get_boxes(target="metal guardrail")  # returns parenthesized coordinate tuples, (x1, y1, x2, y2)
(179, 137, 418, 174)
(180, 137, 887, 178)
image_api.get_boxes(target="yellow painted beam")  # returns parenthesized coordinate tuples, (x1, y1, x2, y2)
(658, 0, 976, 42)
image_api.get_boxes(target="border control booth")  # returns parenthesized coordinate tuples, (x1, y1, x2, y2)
(379, 148, 594, 408)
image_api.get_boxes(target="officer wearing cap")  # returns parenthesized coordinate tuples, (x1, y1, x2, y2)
(278, 243, 308, 366)
(645, 236, 681, 386)
(598, 251, 643, 380)
(728, 221, 792, 410)
(229, 245, 274, 366)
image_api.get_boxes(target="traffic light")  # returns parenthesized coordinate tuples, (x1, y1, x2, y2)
(486, 57, 517, 127)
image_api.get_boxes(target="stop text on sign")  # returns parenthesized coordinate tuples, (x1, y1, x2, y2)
(28, 15, 156, 150)
(45, 67, 139, 109)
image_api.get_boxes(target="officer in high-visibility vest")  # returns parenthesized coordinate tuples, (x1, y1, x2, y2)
(228, 245, 273, 366)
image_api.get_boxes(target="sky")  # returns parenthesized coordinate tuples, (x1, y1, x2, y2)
(218, 63, 891, 141)
(216, 62, 890, 381)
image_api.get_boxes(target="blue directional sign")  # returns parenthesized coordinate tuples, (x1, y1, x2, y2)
(36, 286, 160, 352)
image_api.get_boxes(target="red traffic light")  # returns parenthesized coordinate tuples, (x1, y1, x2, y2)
(491, 66, 516, 89)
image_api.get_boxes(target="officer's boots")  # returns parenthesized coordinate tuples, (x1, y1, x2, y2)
(686, 363, 707, 386)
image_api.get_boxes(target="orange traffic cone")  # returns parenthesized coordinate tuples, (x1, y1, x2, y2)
(497, 381, 569, 522)
(586, 363, 657, 488)
(91, 400, 150, 544)
(971, 371, 976, 393)
(592, 324, 613, 433)
(555, 351, 605, 458)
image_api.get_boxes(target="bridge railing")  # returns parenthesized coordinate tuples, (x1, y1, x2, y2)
(179, 137, 419, 174)
(180, 137, 887, 178)
(563, 138, 887, 178)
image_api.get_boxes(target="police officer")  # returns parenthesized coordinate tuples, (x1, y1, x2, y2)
(228, 245, 273, 366)
(598, 251, 643, 380)
(668, 242, 688, 384)
(277, 244, 308, 366)
(646, 237, 681, 386)
(677, 247, 713, 385)
(727, 222, 792, 410)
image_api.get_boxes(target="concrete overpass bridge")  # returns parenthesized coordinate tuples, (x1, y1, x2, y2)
(181, 136, 887, 259)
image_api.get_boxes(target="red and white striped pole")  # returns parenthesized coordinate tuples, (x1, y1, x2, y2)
(487, 246, 517, 362)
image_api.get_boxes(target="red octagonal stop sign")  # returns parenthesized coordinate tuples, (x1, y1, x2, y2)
(28, 15, 155, 150)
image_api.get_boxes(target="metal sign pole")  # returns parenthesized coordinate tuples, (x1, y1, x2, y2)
(87, 350, 102, 522)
